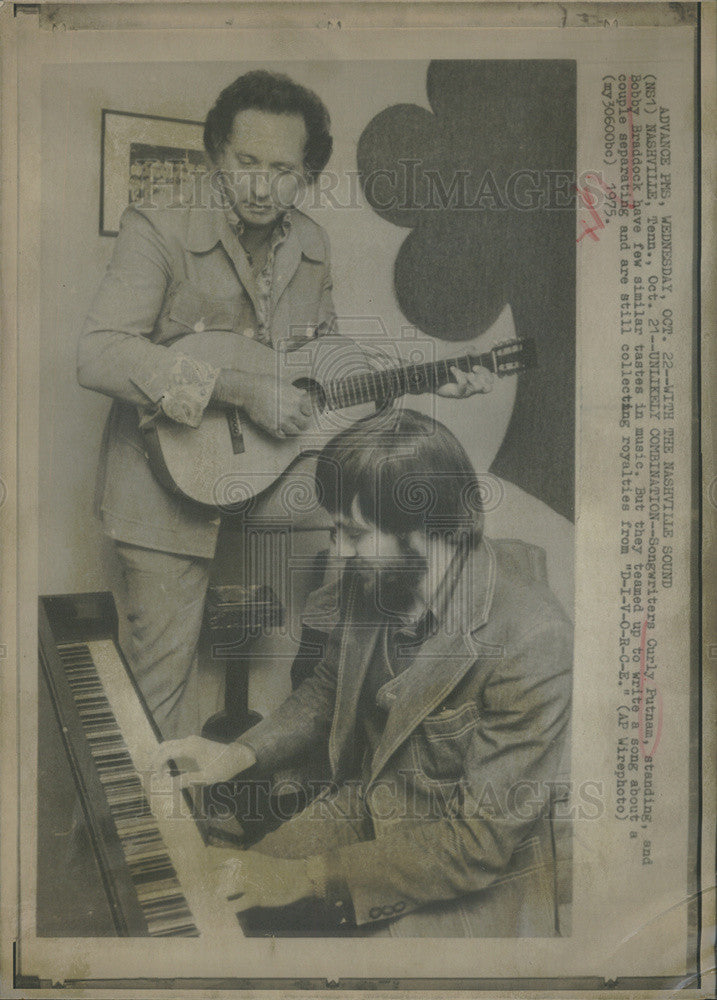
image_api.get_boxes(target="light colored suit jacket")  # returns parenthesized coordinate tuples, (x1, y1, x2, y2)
(242, 537, 573, 936)
(78, 198, 335, 557)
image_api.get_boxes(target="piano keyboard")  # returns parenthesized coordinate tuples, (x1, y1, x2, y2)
(53, 637, 245, 941)
(57, 642, 199, 937)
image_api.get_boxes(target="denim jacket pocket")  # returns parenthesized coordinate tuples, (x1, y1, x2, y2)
(411, 702, 480, 785)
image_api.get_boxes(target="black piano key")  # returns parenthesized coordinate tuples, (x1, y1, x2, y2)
(56, 642, 200, 937)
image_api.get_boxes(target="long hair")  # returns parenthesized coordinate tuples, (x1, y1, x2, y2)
(314, 409, 484, 548)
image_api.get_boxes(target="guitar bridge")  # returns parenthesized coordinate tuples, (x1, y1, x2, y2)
(227, 408, 245, 455)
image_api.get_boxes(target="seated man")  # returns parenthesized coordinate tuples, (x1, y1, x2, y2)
(153, 409, 572, 938)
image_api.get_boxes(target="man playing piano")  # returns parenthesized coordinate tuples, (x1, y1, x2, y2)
(153, 410, 572, 938)
(78, 70, 492, 741)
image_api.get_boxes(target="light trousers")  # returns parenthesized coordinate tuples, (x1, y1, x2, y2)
(114, 541, 212, 739)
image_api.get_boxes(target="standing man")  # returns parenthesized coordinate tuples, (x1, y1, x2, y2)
(153, 410, 573, 938)
(78, 71, 338, 738)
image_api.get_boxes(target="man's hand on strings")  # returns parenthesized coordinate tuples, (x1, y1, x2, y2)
(436, 364, 495, 398)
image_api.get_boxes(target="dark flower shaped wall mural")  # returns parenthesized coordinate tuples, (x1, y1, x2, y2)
(357, 60, 577, 521)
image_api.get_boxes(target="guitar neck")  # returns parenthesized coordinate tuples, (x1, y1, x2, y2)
(323, 346, 501, 411)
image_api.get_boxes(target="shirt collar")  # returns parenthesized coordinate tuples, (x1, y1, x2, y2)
(186, 178, 292, 253)
(391, 538, 496, 638)
(222, 198, 292, 244)
(390, 607, 438, 646)
(186, 173, 325, 262)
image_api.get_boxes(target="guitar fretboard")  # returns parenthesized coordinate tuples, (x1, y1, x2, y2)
(324, 353, 487, 411)
(320, 338, 535, 411)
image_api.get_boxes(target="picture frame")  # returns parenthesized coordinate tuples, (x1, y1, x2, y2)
(100, 109, 208, 236)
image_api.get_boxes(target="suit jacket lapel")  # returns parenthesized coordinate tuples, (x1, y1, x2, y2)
(271, 229, 303, 311)
(327, 620, 378, 777)
(217, 218, 262, 315)
(187, 196, 290, 317)
(368, 539, 498, 784)
(186, 203, 263, 316)
(325, 572, 380, 777)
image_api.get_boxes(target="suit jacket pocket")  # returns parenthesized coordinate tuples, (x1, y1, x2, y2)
(411, 702, 480, 785)
(166, 282, 244, 335)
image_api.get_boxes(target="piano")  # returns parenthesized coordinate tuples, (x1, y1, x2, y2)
(37, 592, 246, 938)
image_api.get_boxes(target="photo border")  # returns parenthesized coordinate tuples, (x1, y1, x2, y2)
(1, 3, 713, 997)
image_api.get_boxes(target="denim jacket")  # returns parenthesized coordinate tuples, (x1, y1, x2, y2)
(241, 537, 573, 936)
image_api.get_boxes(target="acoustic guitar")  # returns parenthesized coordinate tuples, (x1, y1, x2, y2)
(142, 324, 536, 509)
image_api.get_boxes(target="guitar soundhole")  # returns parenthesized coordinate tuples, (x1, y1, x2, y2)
(293, 378, 325, 412)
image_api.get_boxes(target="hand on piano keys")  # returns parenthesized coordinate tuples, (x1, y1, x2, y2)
(145, 736, 257, 789)
(205, 848, 325, 912)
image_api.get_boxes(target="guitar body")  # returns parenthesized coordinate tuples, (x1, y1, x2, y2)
(143, 305, 519, 508)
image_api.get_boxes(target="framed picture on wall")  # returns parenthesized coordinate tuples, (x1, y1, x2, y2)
(100, 109, 208, 236)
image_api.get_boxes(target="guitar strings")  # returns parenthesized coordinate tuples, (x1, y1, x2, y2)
(324, 353, 482, 411)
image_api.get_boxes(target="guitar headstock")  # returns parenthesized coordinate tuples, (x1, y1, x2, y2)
(490, 338, 538, 376)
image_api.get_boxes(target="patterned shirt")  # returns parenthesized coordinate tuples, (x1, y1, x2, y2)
(223, 203, 293, 347)
(154, 204, 293, 427)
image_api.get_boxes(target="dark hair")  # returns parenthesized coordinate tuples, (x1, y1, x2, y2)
(204, 70, 333, 180)
(314, 409, 484, 547)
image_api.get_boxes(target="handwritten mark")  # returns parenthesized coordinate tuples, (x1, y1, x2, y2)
(586, 172, 634, 211)
(575, 183, 605, 244)
(578, 75, 638, 244)
(575, 173, 632, 244)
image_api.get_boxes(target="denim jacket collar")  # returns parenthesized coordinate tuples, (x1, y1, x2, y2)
(326, 539, 498, 779)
